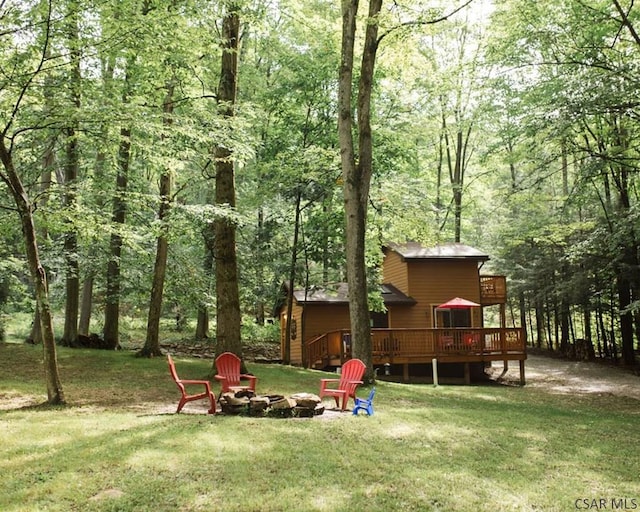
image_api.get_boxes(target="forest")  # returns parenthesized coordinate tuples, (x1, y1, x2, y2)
(1, 0, 639, 402)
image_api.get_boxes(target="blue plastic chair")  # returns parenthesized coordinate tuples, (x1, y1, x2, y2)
(352, 387, 376, 416)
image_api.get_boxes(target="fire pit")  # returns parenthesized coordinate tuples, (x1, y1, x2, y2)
(219, 391, 325, 418)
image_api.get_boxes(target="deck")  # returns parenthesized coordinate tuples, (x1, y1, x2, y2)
(480, 275, 507, 305)
(306, 327, 527, 384)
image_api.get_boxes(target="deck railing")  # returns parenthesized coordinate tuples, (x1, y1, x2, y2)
(306, 327, 525, 368)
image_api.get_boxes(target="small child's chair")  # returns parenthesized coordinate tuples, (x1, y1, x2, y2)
(352, 387, 376, 416)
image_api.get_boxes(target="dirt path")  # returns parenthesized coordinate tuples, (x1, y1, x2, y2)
(493, 354, 640, 401)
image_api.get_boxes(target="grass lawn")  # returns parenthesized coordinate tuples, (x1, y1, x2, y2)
(1, 342, 639, 512)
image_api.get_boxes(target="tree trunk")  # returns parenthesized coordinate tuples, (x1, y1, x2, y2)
(139, 81, 175, 358)
(616, 273, 635, 365)
(61, 133, 79, 345)
(283, 190, 302, 366)
(104, 126, 130, 350)
(583, 302, 595, 361)
(196, 223, 214, 340)
(196, 181, 216, 341)
(0, 141, 65, 404)
(213, 4, 244, 369)
(534, 295, 544, 349)
(255, 207, 266, 325)
(338, 0, 383, 384)
(519, 291, 527, 346)
(61, 0, 81, 347)
(452, 130, 463, 243)
(78, 276, 93, 336)
(560, 298, 570, 356)
(29, 45, 56, 346)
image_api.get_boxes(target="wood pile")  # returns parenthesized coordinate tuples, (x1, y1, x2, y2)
(218, 391, 324, 418)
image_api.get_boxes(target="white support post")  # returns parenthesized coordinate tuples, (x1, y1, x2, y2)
(432, 358, 439, 387)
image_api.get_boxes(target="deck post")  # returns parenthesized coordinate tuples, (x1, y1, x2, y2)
(519, 360, 526, 386)
(403, 363, 409, 382)
(432, 358, 439, 387)
(464, 363, 471, 385)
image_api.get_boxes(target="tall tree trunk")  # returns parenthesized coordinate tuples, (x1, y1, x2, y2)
(82, 54, 115, 340)
(255, 207, 266, 325)
(0, 141, 65, 404)
(78, 276, 93, 336)
(338, 0, 383, 384)
(519, 291, 527, 346)
(196, 221, 214, 340)
(611, 118, 637, 366)
(30, 47, 56, 346)
(534, 295, 544, 349)
(62, 1, 81, 346)
(139, 81, 175, 357)
(104, 125, 130, 349)
(436, 105, 445, 232)
(452, 130, 463, 242)
(283, 190, 302, 366)
(213, 4, 243, 369)
(583, 302, 595, 361)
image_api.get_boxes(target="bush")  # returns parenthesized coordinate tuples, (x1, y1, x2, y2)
(241, 318, 280, 343)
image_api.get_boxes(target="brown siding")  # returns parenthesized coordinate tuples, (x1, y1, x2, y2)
(280, 301, 305, 364)
(404, 260, 482, 328)
(302, 305, 351, 341)
(285, 303, 351, 365)
(382, 250, 409, 294)
(387, 305, 415, 328)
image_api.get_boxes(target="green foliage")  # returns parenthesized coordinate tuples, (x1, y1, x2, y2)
(240, 317, 279, 342)
(1, 0, 639, 362)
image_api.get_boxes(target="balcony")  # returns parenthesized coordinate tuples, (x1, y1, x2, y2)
(480, 275, 507, 305)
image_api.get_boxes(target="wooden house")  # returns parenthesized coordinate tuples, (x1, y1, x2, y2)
(277, 242, 526, 384)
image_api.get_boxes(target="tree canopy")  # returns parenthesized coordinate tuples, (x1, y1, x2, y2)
(1, 0, 638, 402)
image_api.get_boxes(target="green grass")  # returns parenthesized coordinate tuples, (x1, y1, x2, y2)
(1, 343, 639, 512)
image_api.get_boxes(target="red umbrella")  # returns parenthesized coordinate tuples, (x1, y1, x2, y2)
(437, 297, 480, 309)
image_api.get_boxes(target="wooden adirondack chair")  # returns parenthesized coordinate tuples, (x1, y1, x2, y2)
(167, 354, 216, 414)
(319, 358, 366, 411)
(214, 352, 257, 393)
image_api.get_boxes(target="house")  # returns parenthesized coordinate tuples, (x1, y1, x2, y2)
(277, 242, 526, 384)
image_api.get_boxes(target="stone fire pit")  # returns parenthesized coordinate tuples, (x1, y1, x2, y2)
(219, 391, 325, 418)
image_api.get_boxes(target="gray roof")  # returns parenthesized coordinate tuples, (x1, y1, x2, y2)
(293, 282, 415, 306)
(385, 242, 490, 261)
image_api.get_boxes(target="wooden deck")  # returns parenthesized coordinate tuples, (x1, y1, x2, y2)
(306, 327, 527, 384)
(480, 275, 507, 305)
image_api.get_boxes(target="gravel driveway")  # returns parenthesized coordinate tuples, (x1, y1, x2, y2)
(493, 354, 640, 400)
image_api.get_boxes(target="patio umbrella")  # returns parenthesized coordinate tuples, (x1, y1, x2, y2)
(436, 297, 480, 309)
(436, 297, 480, 328)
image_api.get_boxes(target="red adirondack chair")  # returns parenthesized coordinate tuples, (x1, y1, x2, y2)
(167, 354, 216, 414)
(319, 358, 366, 411)
(214, 352, 257, 393)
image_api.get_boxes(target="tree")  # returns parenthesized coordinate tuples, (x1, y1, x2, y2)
(485, 0, 640, 365)
(61, 0, 82, 346)
(338, 0, 383, 383)
(139, 79, 175, 358)
(0, 0, 65, 404)
(338, 1, 474, 382)
(213, 2, 244, 366)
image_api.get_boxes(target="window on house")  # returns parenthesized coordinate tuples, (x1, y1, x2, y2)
(433, 308, 471, 328)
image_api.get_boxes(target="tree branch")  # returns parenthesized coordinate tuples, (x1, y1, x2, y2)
(2, 0, 53, 142)
(377, 0, 475, 46)
(612, 0, 640, 47)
